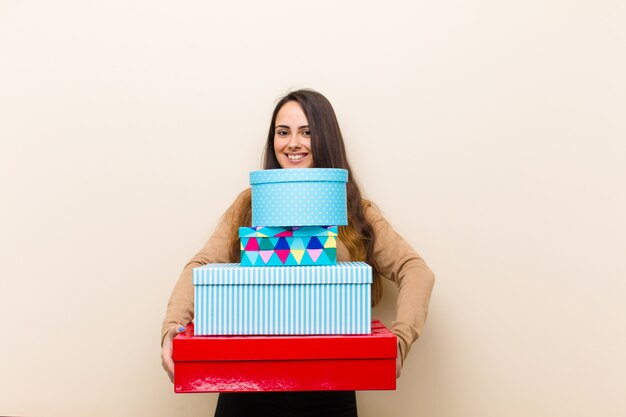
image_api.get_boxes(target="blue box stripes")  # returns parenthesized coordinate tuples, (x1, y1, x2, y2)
(193, 262, 372, 335)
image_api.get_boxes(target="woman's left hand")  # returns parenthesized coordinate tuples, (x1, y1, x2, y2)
(396, 344, 401, 378)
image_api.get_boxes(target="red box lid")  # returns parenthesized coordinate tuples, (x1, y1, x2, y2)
(174, 320, 396, 362)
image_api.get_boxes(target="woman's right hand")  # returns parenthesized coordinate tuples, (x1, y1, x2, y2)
(161, 324, 186, 383)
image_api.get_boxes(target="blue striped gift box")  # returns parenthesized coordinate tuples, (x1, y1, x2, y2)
(193, 262, 372, 335)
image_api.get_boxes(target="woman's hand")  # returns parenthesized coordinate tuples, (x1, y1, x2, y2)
(161, 324, 185, 383)
(396, 344, 402, 379)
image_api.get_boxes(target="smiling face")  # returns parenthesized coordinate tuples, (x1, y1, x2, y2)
(273, 101, 315, 169)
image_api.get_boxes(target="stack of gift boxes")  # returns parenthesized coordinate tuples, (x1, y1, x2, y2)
(173, 168, 397, 392)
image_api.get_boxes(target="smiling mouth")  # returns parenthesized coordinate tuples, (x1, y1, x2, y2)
(286, 153, 308, 161)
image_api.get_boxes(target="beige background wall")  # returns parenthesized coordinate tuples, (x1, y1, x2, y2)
(1, 1, 625, 416)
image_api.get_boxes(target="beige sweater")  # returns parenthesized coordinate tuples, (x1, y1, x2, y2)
(162, 193, 435, 365)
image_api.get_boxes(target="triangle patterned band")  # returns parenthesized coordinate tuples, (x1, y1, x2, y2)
(239, 226, 338, 267)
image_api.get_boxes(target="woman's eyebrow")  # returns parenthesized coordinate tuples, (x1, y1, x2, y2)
(275, 124, 309, 129)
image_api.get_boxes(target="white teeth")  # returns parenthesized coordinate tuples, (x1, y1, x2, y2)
(288, 154, 305, 160)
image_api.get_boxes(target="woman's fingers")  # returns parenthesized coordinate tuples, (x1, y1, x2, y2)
(162, 351, 175, 382)
(161, 324, 186, 383)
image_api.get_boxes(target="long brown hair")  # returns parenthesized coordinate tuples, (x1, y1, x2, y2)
(227, 89, 383, 305)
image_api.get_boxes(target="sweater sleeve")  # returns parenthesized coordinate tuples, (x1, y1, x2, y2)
(160, 193, 243, 345)
(366, 204, 435, 365)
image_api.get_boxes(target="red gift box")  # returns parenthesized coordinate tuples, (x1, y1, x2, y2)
(173, 320, 397, 392)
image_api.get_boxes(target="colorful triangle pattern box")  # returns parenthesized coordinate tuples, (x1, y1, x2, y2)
(240, 226, 338, 266)
(173, 320, 396, 392)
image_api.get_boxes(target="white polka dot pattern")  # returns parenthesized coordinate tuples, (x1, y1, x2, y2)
(250, 168, 348, 227)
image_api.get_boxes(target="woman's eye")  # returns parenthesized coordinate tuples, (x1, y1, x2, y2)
(302, 130, 311, 137)
(276, 130, 288, 136)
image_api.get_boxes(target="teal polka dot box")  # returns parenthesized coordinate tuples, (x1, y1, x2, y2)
(250, 168, 348, 227)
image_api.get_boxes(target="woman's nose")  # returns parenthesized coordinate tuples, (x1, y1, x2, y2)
(288, 135, 302, 149)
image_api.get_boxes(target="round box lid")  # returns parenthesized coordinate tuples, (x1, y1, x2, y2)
(250, 168, 348, 185)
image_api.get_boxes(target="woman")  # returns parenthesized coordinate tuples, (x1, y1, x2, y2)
(161, 89, 435, 416)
